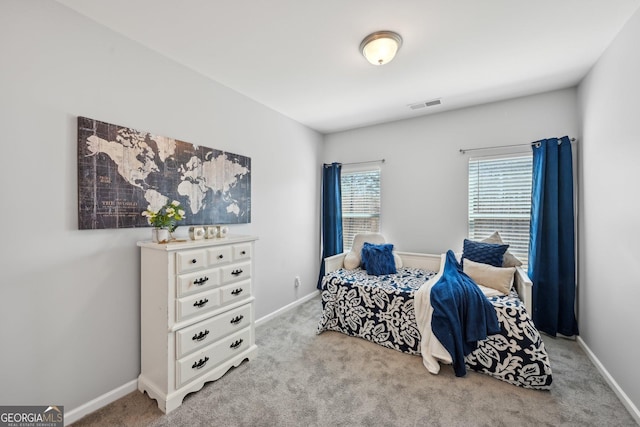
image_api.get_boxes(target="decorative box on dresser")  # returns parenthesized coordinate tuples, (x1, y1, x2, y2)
(137, 234, 258, 413)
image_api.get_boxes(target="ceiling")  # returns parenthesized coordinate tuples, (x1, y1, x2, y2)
(56, 0, 640, 134)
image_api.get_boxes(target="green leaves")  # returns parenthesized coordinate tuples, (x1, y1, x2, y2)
(142, 200, 186, 230)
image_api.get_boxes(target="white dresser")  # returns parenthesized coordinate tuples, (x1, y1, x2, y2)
(137, 235, 258, 413)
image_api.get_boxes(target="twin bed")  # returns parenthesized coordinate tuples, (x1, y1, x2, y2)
(317, 234, 552, 390)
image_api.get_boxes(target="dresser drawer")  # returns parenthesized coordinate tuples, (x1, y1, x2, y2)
(177, 268, 221, 297)
(175, 304, 252, 359)
(176, 288, 221, 321)
(207, 246, 233, 266)
(233, 243, 252, 261)
(176, 249, 207, 273)
(220, 280, 251, 305)
(176, 328, 251, 387)
(221, 262, 251, 283)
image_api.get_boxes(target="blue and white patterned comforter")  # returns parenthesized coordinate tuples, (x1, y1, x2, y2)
(318, 267, 553, 390)
(465, 290, 552, 388)
(318, 267, 436, 354)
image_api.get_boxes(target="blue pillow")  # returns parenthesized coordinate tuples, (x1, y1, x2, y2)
(462, 239, 509, 268)
(361, 242, 397, 276)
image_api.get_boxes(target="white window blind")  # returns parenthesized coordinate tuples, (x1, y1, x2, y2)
(468, 154, 532, 265)
(341, 168, 380, 250)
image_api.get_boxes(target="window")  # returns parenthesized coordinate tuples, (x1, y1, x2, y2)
(468, 154, 532, 265)
(341, 168, 380, 250)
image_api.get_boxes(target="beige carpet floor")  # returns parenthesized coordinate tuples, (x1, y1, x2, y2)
(71, 295, 637, 426)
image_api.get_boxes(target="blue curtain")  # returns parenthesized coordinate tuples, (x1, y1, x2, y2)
(528, 136, 579, 337)
(317, 163, 343, 289)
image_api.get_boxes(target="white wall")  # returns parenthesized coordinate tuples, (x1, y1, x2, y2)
(577, 6, 640, 415)
(0, 0, 322, 414)
(324, 89, 578, 254)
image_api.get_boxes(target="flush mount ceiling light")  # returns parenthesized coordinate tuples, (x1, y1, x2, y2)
(360, 30, 403, 65)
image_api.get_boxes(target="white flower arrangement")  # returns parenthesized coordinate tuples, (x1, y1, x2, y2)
(142, 200, 186, 232)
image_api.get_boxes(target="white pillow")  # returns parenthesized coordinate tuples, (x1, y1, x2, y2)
(393, 252, 403, 269)
(481, 231, 523, 267)
(463, 258, 515, 295)
(476, 284, 504, 298)
(344, 251, 361, 270)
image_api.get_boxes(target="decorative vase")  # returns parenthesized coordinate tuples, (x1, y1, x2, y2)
(153, 228, 170, 243)
(205, 225, 219, 239)
(189, 226, 205, 240)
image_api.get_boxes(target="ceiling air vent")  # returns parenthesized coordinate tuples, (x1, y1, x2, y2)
(408, 98, 442, 110)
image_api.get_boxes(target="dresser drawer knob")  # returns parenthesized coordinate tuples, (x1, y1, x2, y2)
(230, 339, 243, 350)
(192, 356, 209, 370)
(193, 298, 209, 308)
(191, 259, 197, 264)
(193, 277, 209, 286)
(231, 269, 243, 276)
(240, 250, 246, 255)
(231, 288, 243, 296)
(192, 330, 210, 341)
(230, 315, 244, 325)
(218, 254, 224, 259)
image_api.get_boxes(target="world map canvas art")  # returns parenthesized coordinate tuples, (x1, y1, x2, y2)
(77, 116, 251, 229)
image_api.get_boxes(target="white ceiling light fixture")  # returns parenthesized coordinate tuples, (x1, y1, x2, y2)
(360, 31, 403, 65)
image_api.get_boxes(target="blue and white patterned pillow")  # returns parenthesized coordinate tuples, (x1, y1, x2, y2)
(361, 242, 397, 275)
(462, 239, 509, 268)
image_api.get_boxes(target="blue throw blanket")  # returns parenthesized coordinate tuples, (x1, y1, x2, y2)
(430, 250, 501, 376)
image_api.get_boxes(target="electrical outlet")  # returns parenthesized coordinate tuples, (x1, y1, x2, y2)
(294, 276, 301, 288)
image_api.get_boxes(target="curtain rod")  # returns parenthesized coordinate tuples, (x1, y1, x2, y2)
(459, 138, 576, 154)
(326, 159, 385, 166)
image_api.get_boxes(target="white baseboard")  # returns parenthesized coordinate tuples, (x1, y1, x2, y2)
(64, 379, 137, 426)
(256, 290, 319, 326)
(577, 336, 640, 424)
